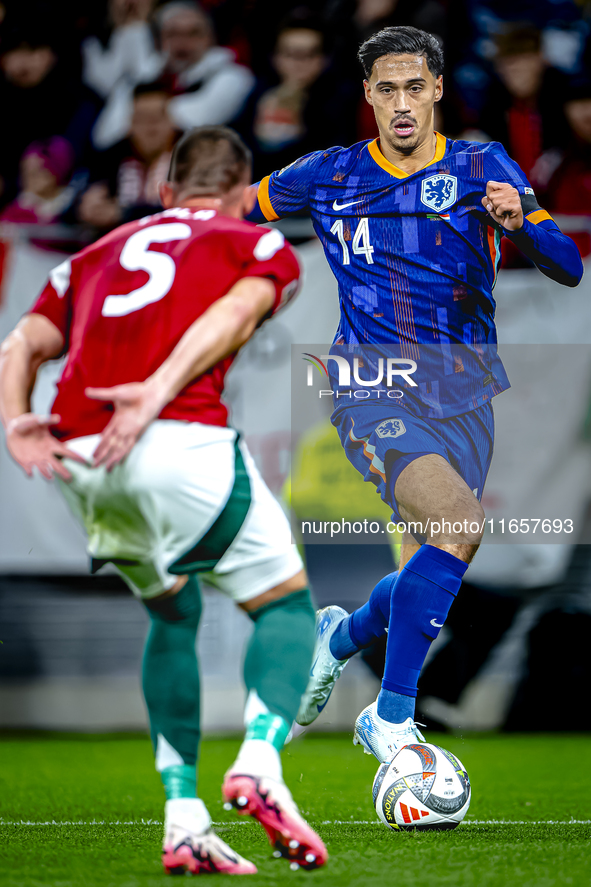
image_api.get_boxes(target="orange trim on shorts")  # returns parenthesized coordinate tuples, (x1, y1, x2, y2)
(526, 209, 553, 225)
(257, 176, 279, 221)
(348, 426, 386, 482)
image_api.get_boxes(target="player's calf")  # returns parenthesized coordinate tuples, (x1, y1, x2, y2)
(426, 503, 485, 550)
(355, 543, 471, 748)
(223, 584, 328, 870)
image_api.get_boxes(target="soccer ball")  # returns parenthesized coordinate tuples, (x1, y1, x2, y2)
(372, 743, 470, 831)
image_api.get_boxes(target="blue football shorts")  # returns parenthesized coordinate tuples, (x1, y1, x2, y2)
(332, 401, 494, 525)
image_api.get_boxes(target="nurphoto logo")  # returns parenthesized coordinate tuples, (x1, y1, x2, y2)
(302, 353, 417, 398)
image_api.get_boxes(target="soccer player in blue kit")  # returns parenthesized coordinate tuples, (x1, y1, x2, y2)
(247, 26, 584, 762)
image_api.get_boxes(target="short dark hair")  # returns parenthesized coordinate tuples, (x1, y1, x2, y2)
(155, 1, 213, 34)
(358, 26, 444, 80)
(168, 126, 252, 194)
(276, 8, 331, 55)
(495, 24, 541, 59)
(133, 80, 171, 101)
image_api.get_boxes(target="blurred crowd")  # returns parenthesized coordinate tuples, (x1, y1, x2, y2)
(0, 0, 590, 261)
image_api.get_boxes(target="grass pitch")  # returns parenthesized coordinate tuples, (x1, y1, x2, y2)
(1, 731, 590, 887)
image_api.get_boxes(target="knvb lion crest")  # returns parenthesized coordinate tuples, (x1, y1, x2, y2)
(376, 419, 406, 439)
(420, 174, 457, 212)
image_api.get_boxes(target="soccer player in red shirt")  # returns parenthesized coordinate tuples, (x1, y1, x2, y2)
(0, 126, 327, 875)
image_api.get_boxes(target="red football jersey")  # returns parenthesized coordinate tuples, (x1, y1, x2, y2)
(30, 208, 300, 440)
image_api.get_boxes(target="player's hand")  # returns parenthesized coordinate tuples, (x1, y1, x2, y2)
(481, 181, 523, 231)
(85, 380, 167, 471)
(5, 413, 86, 482)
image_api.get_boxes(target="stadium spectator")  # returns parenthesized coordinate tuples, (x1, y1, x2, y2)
(91, 1, 255, 149)
(233, 9, 357, 181)
(478, 25, 565, 178)
(532, 81, 591, 259)
(0, 137, 77, 226)
(327, 0, 446, 64)
(78, 82, 178, 230)
(0, 26, 101, 207)
(447, 0, 585, 121)
(82, 0, 159, 100)
(475, 23, 568, 269)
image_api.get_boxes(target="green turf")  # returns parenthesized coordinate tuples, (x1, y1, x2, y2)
(1, 732, 590, 887)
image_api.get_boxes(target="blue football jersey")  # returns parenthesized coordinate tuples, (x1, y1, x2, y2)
(248, 134, 558, 418)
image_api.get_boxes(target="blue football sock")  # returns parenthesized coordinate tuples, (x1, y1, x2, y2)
(329, 572, 397, 660)
(382, 545, 468, 699)
(328, 617, 358, 659)
(376, 688, 416, 724)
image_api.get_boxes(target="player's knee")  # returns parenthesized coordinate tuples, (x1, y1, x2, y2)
(454, 500, 485, 559)
(455, 500, 485, 547)
(464, 500, 485, 544)
(240, 569, 308, 613)
(246, 586, 314, 621)
(144, 576, 202, 625)
(244, 587, 316, 661)
(428, 499, 485, 547)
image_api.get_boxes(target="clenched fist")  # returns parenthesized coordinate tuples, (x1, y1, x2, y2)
(481, 181, 524, 231)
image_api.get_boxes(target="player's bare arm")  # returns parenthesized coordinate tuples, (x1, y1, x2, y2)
(0, 314, 86, 481)
(86, 276, 276, 471)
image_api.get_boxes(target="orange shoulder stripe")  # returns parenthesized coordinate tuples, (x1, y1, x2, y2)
(257, 176, 279, 221)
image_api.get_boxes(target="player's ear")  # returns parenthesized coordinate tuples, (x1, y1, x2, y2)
(434, 75, 443, 102)
(363, 79, 373, 106)
(159, 181, 175, 209)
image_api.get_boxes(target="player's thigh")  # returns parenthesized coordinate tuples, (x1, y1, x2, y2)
(395, 453, 484, 528)
(333, 403, 448, 522)
(61, 423, 238, 600)
(394, 404, 493, 532)
(58, 434, 158, 564)
(202, 440, 304, 605)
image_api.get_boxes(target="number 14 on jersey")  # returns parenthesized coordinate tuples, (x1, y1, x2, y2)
(330, 217, 374, 265)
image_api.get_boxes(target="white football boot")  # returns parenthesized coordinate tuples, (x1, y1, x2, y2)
(353, 700, 425, 763)
(296, 606, 351, 726)
(162, 797, 257, 875)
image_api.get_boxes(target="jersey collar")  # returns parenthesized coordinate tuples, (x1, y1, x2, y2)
(367, 132, 447, 179)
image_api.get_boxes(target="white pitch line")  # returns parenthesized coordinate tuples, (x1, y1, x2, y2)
(1, 819, 590, 827)
(463, 820, 591, 826)
(322, 819, 591, 826)
(323, 820, 591, 826)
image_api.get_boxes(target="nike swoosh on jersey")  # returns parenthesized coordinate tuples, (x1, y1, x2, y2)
(332, 198, 363, 211)
(430, 618, 444, 628)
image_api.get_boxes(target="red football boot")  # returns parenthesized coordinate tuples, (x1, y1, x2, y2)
(222, 772, 328, 871)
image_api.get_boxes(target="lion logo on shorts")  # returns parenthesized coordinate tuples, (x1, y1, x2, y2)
(375, 419, 406, 439)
